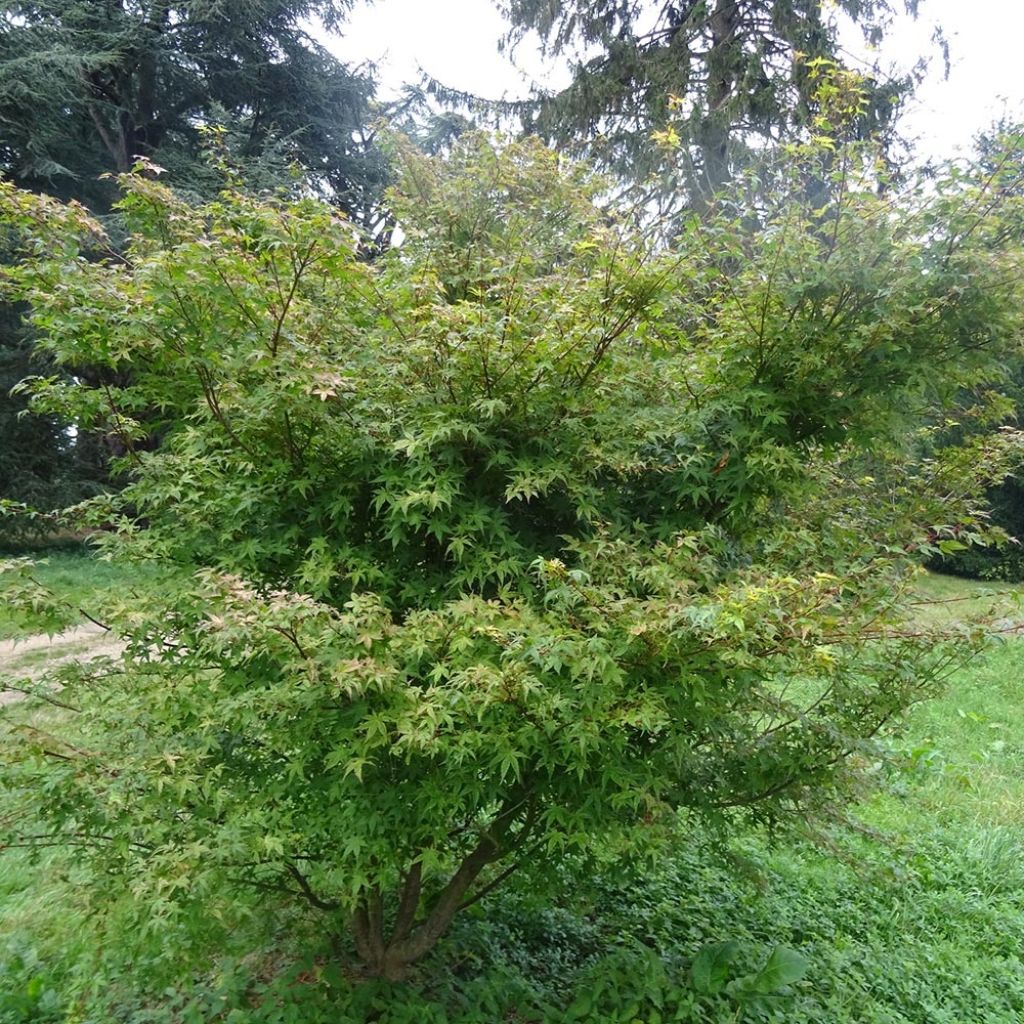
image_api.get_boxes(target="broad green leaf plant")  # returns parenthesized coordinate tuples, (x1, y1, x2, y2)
(1, 133, 1023, 980)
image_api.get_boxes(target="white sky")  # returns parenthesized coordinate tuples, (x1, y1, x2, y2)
(329, 1, 563, 102)
(328, 0, 1024, 164)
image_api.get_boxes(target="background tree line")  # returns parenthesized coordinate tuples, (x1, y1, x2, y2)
(0, 0, 388, 532)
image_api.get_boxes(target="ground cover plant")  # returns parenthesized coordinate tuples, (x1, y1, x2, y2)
(2, 128, 1024, 994)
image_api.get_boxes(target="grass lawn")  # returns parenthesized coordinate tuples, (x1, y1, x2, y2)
(906, 569, 1022, 629)
(0, 547, 164, 639)
(1, 558, 1023, 1022)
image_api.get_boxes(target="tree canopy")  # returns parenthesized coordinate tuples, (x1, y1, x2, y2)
(0, 1, 386, 218)
(2, 131, 1022, 978)
(0, 302, 105, 535)
(0, 0, 394, 529)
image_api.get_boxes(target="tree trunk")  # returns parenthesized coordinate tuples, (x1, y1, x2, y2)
(86, 98, 131, 174)
(347, 792, 536, 979)
(698, 0, 742, 206)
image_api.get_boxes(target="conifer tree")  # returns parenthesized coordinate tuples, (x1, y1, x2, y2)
(490, 1, 930, 211)
(0, 1, 385, 216)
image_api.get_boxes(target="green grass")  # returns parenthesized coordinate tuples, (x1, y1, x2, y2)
(870, 639, 1024, 829)
(2, 568, 1024, 1022)
(905, 569, 1022, 628)
(0, 547, 163, 639)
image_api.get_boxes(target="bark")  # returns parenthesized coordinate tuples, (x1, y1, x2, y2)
(698, 0, 742, 206)
(86, 99, 131, 174)
(349, 792, 535, 980)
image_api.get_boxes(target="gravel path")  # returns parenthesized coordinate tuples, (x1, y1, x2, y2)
(0, 624, 123, 704)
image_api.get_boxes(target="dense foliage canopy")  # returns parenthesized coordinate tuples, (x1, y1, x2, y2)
(0, 319, 106, 539)
(1, 132, 1022, 979)
(0, 0, 394, 530)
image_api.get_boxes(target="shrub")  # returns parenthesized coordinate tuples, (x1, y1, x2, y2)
(1, 134, 1023, 979)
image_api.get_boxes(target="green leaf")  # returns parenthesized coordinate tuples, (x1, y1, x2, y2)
(748, 945, 809, 993)
(690, 940, 740, 994)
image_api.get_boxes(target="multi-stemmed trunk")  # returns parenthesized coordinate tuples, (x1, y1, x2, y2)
(350, 842, 495, 981)
(307, 791, 539, 980)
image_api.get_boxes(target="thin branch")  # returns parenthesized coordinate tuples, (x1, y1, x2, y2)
(286, 863, 341, 912)
(0, 686, 81, 713)
(457, 836, 545, 912)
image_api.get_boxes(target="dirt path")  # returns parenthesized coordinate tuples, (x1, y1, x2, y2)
(0, 624, 123, 704)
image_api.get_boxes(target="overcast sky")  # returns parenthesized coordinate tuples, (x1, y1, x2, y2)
(328, 0, 1023, 164)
